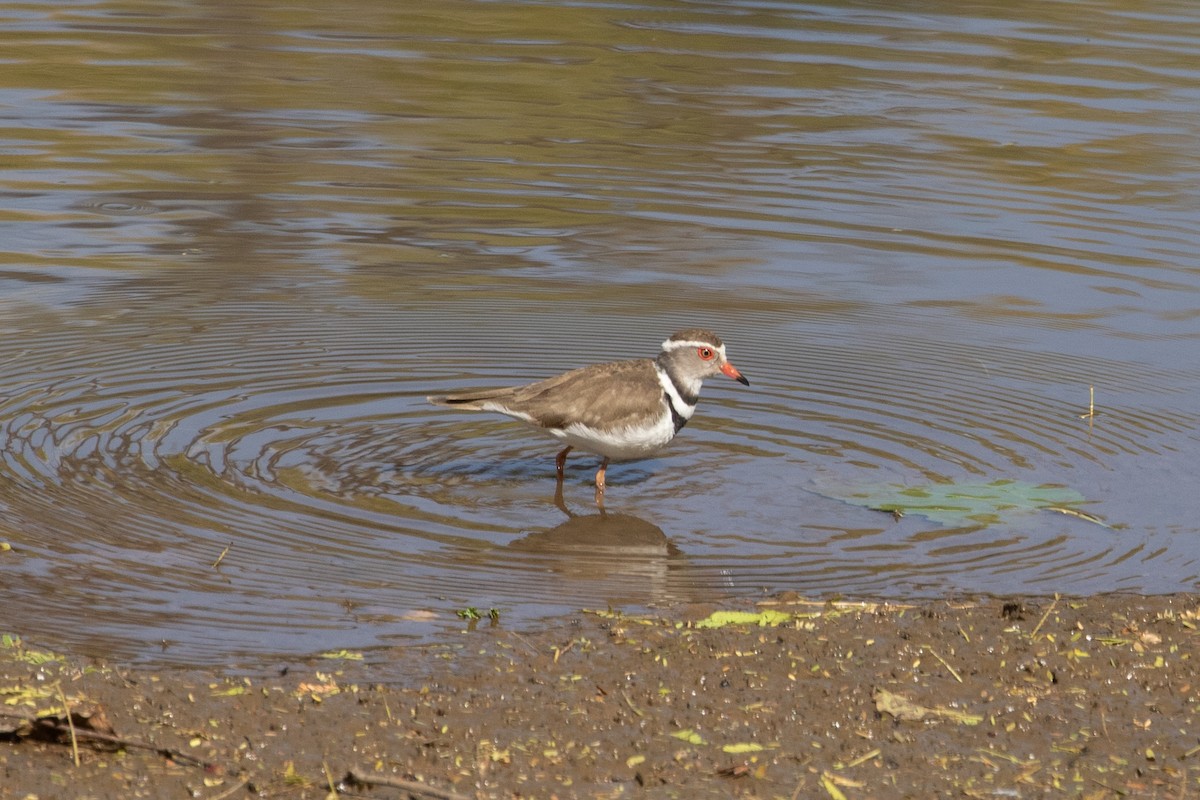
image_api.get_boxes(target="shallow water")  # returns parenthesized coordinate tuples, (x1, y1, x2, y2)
(1, 0, 1198, 665)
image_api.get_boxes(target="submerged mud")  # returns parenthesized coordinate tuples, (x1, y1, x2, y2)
(1, 594, 1197, 798)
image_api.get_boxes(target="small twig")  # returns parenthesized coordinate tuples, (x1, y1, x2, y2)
(347, 768, 473, 800)
(1089, 777, 1120, 794)
(1079, 385, 1096, 420)
(621, 690, 645, 718)
(0, 710, 210, 768)
(504, 630, 540, 656)
(323, 760, 339, 798)
(54, 683, 80, 767)
(209, 779, 249, 800)
(1045, 506, 1111, 528)
(212, 542, 232, 569)
(924, 647, 963, 683)
(1028, 594, 1060, 641)
(844, 748, 881, 768)
(552, 640, 575, 664)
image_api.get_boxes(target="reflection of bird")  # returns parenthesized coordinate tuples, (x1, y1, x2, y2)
(428, 329, 750, 500)
(509, 511, 677, 559)
(507, 509, 684, 605)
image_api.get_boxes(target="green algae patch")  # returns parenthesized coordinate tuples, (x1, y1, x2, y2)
(1, 634, 62, 666)
(669, 728, 706, 745)
(694, 609, 795, 629)
(832, 479, 1103, 527)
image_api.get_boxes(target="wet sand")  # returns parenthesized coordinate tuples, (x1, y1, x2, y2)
(2, 593, 1197, 798)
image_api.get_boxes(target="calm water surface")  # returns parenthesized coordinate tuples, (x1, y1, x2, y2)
(2, 0, 1199, 666)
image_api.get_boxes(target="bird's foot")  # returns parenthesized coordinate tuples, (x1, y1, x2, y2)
(593, 458, 609, 507)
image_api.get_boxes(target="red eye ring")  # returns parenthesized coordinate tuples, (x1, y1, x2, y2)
(697, 347, 715, 360)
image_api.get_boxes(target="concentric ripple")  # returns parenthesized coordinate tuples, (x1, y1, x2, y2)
(1, 280, 1197, 666)
(2, 0, 1199, 668)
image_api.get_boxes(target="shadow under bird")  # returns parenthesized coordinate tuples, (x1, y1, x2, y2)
(427, 328, 750, 501)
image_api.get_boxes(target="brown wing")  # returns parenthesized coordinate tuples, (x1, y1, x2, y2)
(429, 358, 664, 432)
(512, 359, 665, 432)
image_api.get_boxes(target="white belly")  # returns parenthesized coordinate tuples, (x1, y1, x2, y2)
(548, 412, 677, 461)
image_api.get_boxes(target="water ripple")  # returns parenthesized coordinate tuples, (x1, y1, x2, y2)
(1, 0, 1198, 666)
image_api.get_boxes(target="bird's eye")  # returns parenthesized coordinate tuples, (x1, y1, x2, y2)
(698, 347, 714, 360)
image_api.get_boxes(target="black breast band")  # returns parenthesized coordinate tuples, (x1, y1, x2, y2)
(665, 393, 689, 434)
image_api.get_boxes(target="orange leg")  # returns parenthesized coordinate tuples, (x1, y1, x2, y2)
(594, 457, 609, 494)
(593, 458, 610, 507)
(555, 445, 573, 480)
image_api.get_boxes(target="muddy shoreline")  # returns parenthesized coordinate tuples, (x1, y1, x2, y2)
(2, 593, 1197, 798)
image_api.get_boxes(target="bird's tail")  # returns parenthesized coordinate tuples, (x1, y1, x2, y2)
(426, 387, 515, 411)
